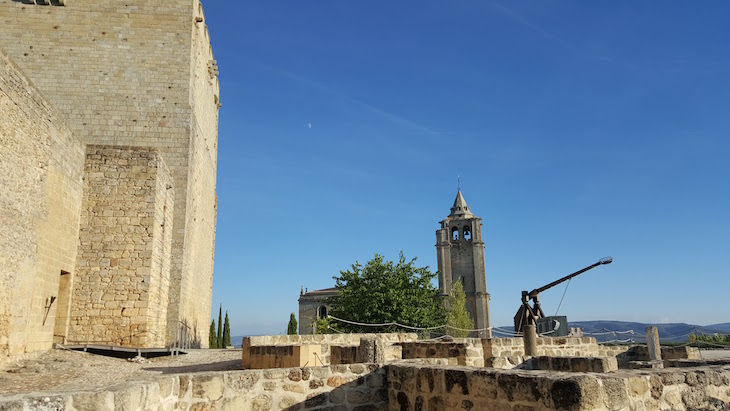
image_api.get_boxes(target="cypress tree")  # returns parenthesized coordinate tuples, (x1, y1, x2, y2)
(223, 311, 231, 348)
(217, 304, 223, 349)
(209, 320, 216, 348)
(287, 313, 298, 335)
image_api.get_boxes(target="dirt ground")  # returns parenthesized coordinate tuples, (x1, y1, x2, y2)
(0, 348, 242, 396)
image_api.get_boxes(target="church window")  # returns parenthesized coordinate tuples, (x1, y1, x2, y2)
(317, 306, 327, 319)
(451, 227, 459, 240)
(463, 226, 471, 241)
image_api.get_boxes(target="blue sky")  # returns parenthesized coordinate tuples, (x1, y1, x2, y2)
(205, 1, 730, 336)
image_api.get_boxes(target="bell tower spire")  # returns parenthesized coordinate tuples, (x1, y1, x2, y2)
(436, 189, 491, 337)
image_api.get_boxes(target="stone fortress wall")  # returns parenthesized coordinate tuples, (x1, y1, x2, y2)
(0, 51, 86, 360)
(0, 0, 219, 362)
(70, 146, 175, 347)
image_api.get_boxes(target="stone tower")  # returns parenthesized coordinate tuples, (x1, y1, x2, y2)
(436, 190, 491, 337)
(0, 0, 219, 359)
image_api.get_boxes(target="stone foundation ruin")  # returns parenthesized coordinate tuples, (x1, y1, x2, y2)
(1, 332, 727, 410)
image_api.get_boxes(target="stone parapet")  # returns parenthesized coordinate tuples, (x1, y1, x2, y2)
(246, 345, 324, 370)
(1, 359, 728, 410)
(0, 364, 389, 411)
(483, 336, 620, 369)
(245, 333, 417, 366)
(399, 338, 484, 367)
(522, 356, 619, 373)
(388, 363, 730, 411)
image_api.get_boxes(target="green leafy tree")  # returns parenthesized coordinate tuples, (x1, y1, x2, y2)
(209, 320, 216, 348)
(223, 311, 231, 347)
(311, 316, 337, 334)
(216, 304, 223, 349)
(327, 252, 445, 333)
(287, 313, 298, 335)
(445, 279, 475, 338)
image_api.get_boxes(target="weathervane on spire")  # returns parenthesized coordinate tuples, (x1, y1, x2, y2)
(457, 175, 461, 191)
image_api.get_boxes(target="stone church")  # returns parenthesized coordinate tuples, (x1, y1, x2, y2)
(298, 190, 491, 336)
(435, 189, 491, 337)
(0, 0, 219, 364)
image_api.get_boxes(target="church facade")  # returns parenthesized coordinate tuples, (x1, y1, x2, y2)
(297, 190, 491, 337)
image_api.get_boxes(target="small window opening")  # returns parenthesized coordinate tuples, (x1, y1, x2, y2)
(451, 227, 459, 241)
(317, 306, 327, 319)
(463, 226, 471, 241)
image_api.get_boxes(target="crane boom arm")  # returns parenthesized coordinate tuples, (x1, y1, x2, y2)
(528, 257, 612, 298)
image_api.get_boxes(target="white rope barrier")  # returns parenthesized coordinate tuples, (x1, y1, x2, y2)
(326, 315, 492, 333)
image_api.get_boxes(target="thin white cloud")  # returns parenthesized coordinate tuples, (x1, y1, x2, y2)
(488, 1, 574, 51)
(253, 61, 443, 139)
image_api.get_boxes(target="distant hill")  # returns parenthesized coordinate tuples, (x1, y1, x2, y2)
(231, 336, 244, 348)
(231, 322, 729, 346)
(570, 320, 727, 342)
(709, 323, 730, 333)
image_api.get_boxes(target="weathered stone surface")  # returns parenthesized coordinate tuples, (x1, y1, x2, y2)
(113, 384, 146, 411)
(629, 376, 650, 396)
(497, 373, 539, 403)
(601, 378, 629, 410)
(226, 371, 260, 391)
(328, 376, 350, 388)
(251, 394, 273, 411)
(469, 370, 497, 400)
(278, 396, 300, 409)
(445, 370, 468, 395)
(550, 378, 583, 410)
(282, 383, 305, 394)
(304, 392, 327, 408)
(70, 391, 114, 411)
(192, 375, 223, 400)
(347, 388, 372, 404)
(0, 399, 24, 411)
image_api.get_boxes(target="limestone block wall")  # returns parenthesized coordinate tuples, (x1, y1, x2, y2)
(167, 0, 220, 347)
(245, 333, 418, 366)
(522, 356, 620, 373)
(388, 363, 730, 411)
(399, 339, 484, 367)
(484, 337, 611, 369)
(0, 365, 389, 411)
(0, 0, 220, 347)
(246, 345, 324, 370)
(69, 146, 173, 347)
(0, 51, 85, 363)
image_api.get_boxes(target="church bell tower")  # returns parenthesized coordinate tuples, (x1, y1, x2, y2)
(436, 190, 491, 337)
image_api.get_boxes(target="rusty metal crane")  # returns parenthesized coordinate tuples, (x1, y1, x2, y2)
(514, 257, 613, 333)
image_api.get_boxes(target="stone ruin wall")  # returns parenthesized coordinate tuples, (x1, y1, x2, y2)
(69, 146, 173, 347)
(0, 364, 390, 411)
(0, 50, 85, 363)
(244, 333, 419, 366)
(1, 361, 728, 411)
(389, 363, 730, 411)
(484, 336, 629, 369)
(0, 0, 219, 349)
